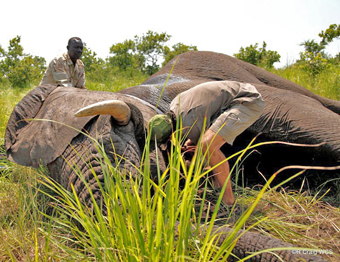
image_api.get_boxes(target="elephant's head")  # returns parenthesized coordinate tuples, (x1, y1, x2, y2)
(5, 84, 164, 206)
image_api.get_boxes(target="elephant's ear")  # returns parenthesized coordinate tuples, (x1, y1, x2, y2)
(5, 84, 58, 155)
(5, 86, 107, 167)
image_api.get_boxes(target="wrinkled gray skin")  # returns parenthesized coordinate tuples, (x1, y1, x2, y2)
(6, 51, 336, 261)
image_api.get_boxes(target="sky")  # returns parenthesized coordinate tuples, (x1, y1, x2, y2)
(1, 0, 339, 68)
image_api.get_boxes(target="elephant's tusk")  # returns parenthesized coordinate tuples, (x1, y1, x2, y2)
(75, 100, 131, 125)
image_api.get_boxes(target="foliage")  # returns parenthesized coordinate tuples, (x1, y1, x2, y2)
(300, 39, 326, 57)
(319, 23, 340, 46)
(109, 31, 197, 75)
(234, 41, 281, 69)
(109, 39, 139, 71)
(162, 42, 197, 66)
(109, 31, 171, 75)
(0, 85, 31, 145)
(269, 62, 340, 100)
(81, 43, 105, 73)
(298, 24, 339, 76)
(135, 31, 171, 75)
(0, 36, 46, 88)
(298, 39, 329, 76)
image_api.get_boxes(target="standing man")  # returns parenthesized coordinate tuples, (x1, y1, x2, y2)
(40, 37, 86, 88)
(148, 81, 265, 206)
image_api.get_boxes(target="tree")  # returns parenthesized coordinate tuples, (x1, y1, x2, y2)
(298, 24, 340, 76)
(298, 39, 329, 75)
(81, 43, 104, 72)
(298, 51, 329, 76)
(109, 39, 139, 71)
(163, 43, 197, 66)
(0, 36, 46, 88)
(135, 31, 171, 75)
(300, 39, 326, 57)
(234, 42, 280, 68)
(319, 24, 340, 46)
(109, 31, 171, 75)
(109, 31, 197, 75)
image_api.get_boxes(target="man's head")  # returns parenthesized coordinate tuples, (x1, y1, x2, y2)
(67, 37, 83, 64)
(148, 114, 172, 143)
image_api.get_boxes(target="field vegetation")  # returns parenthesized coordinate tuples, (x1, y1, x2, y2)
(0, 25, 339, 261)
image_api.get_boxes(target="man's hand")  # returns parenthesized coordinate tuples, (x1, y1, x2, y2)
(182, 138, 196, 152)
(181, 139, 196, 164)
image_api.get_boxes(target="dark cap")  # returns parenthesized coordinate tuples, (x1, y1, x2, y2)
(148, 114, 172, 142)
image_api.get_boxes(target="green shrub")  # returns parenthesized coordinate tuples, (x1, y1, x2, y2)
(297, 24, 340, 77)
(269, 62, 340, 100)
(0, 36, 46, 88)
(234, 42, 281, 69)
(109, 31, 197, 75)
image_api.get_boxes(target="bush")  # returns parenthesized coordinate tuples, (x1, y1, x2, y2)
(0, 36, 46, 88)
(234, 42, 281, 69)
(298, 24, 340, 77)
(109, 31, 197, 75)
(269, 62, 340, 100)
(81, 43, 105, 73)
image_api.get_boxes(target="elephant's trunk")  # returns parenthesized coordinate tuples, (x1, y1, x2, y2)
(196, 224, 328, 262)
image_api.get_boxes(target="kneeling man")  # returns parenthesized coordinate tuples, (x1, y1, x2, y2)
(148, 80, 265, 206)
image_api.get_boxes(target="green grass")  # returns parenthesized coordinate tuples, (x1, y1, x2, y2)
(0, 84, 32, 145)
(1, 67, 340, 261)
(269, 62, 340, 100)
(85, 67, 148, 92)
(1, 134, 339, 261)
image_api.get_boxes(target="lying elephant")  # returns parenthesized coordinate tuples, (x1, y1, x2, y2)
(5, 51, 337, 261)
(121, 52, 340, 177)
